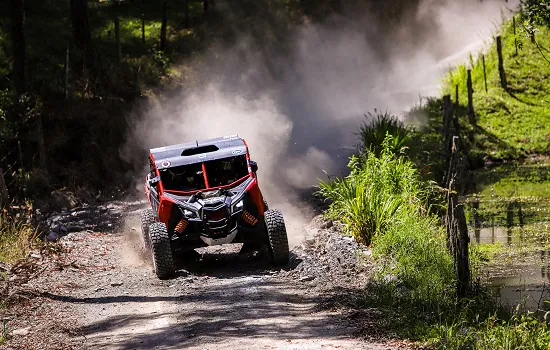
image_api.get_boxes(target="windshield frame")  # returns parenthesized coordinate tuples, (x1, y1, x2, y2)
(161, 155, 252, 196)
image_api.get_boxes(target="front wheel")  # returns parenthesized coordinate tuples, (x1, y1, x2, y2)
(264, 209, 289, 266)
(149, 222, 175, 279)
(140, 209, 155, 251)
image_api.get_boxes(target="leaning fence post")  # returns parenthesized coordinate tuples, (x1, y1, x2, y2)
(467, 69, 475, 125)
(0, 168, 9, 209)
(496, 36, 508, 90)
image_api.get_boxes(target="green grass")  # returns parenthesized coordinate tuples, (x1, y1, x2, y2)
(441, 20, 550, 160)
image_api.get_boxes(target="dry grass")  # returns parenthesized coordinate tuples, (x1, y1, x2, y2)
(0, 212, 38, 264)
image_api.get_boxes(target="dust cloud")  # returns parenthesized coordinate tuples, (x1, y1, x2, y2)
(124, 0, 518, 246)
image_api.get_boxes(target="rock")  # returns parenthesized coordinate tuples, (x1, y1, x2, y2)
(53, 225, 68, 235)
(47, 231, 60, 242)
(75, 188, 96, 205)
(49, 189, 80, 211)
(320, 220, 333, 229)
(12, 327, 30, 336)
(110, 282, 123, 287)
(299, 275, 315, 282)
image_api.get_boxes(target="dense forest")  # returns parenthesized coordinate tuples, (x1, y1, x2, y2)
(0, 0, 447, 200)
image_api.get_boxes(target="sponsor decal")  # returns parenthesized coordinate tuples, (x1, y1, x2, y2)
(198, 154, 207, 159)
(232, 150, 242, 155)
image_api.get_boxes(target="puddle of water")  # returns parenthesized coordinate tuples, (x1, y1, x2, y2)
(464, 160, 550, 311)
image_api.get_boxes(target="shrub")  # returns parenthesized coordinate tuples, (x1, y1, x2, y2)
(318, 135, 425, 245)
(358, 111, 411, 157)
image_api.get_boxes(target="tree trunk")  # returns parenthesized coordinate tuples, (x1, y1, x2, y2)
(185, 0, 190, 29)
(160, 1, 168, 52)
(9, 0, 25, 94)
(114, 10, 121, 64)
(70, 0, 97, 78)
(203, 0, 210, 19)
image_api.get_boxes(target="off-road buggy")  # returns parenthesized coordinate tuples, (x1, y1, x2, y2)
(141, 135, 289, 278)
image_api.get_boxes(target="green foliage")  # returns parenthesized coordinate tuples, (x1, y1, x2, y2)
(434, 313, 550, 350)
(358, 111, 411, 157)
(520, 0, 550, 26)
(318, 135, 425, 245)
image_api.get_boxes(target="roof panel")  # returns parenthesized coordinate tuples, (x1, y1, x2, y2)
(150, 136, 247, 168)
(150, 135, 245, 161)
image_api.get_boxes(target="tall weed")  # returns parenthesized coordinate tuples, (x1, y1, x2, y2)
(0, 213, 37, 263)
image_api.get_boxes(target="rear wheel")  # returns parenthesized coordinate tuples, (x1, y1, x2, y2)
(149, 222, 175, 279)
(140, 209, 155, 251)
(264, 209, 289, 266)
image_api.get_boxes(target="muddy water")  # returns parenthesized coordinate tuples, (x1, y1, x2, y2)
(464, 160, 550, 312)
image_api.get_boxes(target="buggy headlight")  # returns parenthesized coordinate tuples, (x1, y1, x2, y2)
(233, 199, 244, 211)
(183, 209, 196, 218)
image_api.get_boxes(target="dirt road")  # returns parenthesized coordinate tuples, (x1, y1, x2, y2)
(4, 201, 391, 350)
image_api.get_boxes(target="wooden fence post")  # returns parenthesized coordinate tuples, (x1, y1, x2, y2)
(482, 54, 487, 93)
(467, 69, 475, 124)
(0, 168, 8, 209)
(496, 36, 508, 90)
(446, 136, 471, 299)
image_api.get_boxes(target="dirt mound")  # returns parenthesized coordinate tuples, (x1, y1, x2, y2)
(283, 215, 373, 290)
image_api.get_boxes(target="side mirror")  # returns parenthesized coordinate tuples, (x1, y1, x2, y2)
(250, 160, 258, 173)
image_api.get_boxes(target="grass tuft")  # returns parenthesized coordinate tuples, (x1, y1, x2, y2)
(0, 212, 37, 264)
(358, 111, 411, 157)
